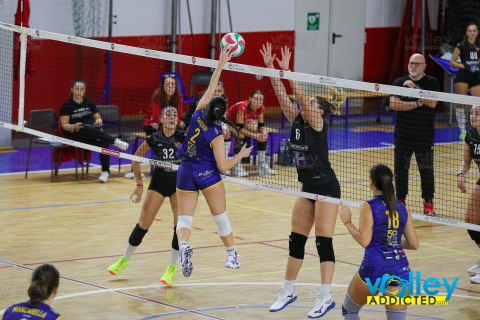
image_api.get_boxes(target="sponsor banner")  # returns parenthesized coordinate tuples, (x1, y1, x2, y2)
(102, 149, 120, 157)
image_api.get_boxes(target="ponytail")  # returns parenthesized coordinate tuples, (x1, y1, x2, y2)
(370, 164, 397, 216)
(381, 173, 397, 216)
(28, 264, 60, 305)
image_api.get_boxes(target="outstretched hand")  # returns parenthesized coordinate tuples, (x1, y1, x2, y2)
(260, 42, 276, 68)
(276, 46, 291, 71)
(219, 47, 234, 63)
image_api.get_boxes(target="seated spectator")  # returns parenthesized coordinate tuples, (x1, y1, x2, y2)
(226, 90, 276, 176)
(2, 264, 64, 319)
(60, 79, 129, 183)
(143, 74, 182, 135)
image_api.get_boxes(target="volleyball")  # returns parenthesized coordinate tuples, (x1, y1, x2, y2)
(220, 33, 245, 57)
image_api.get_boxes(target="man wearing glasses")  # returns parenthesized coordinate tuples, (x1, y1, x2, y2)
(389, 53, 440, 215)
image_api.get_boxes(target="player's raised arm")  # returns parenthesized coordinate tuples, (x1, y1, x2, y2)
(260, 42, 299, 123)
(197, 47, 234, 111)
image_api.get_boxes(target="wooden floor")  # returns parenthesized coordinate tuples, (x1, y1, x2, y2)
(1, 149, 480, 319)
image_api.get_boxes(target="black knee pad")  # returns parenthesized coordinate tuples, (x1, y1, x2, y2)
(468, 229, 480, 245)
(172, 226, 179, 250)
(316, 236, 335, 263)
(128, 223, 148, 246)
(257, 141, 267, 151)
(289, 232, 308, 260)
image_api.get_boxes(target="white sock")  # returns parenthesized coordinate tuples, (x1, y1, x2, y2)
(123, 244, 138, 260)
(457, 108, 466, 133)
(319, 284, 331, 295)
(283, 279, 295, 292)
(179, 240, 188, 250)
(226, 245, 235, 256)
(170, 249, 179, 265)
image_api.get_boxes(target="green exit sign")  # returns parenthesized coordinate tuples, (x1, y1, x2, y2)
(307, 12, 320, 31)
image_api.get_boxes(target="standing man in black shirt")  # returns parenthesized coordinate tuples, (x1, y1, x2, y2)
(390, 53, 440, 215)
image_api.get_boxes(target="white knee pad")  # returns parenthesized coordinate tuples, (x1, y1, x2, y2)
(177, 215, 193, 231)
(212, 211, 232, 236)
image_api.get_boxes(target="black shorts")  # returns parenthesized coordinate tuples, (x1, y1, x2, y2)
(301, 176, 341, 203)
(148, 168, 177, 197)
(454, 69, 480, 88)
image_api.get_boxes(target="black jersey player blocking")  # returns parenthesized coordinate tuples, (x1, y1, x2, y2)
(457, 105, 480, 284)
(261, 43, 345, 319)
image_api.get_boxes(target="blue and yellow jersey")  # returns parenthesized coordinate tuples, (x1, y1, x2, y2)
(176, 109, 223, 164)
(2, 301, 63, 320)
(362, 195, 409, 266)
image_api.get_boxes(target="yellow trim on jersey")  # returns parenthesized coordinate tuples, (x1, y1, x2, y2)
(176, 188, 197, 193)
(357, 271, 368, 285)
(202, 180, 223, 191)
(363, 200, 372, 211)
(57, 316, 65, 320)
(209, 135, 222, 148)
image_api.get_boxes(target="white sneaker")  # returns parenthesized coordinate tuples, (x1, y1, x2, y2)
(114, 138, 129, 151)
(269, 287, 297, 312)
(179, 245, 193, 277)
(307, 293, 335, 318)
(99, 171, 110, 183)
(470, 274, 480, 284)
(468, 259, 480, 275)
(225, 252, 240, 269)
(232, 162, 249, 177)
(258, 163, 276, 175)
(124, 172, 145, 180)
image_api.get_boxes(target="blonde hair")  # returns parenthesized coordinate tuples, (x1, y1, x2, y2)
(310, 86, 346, 119)
(326, 86, 346, 113)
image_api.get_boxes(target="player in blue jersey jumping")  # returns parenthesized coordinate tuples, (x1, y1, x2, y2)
(339, 164, 419, 320)
(175, 47, 252, 277)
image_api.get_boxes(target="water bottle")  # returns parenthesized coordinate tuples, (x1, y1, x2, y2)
(278, 138, 286, 165)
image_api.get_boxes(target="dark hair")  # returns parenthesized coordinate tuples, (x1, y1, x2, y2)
(69, 79, 86, 99)
(311, 86, 345, 119)
(205, 96, 241, 147)
(247, 89, 264, 111)
(154, 74, 180, 108)
(370, 164, 397, 216)
(28, 264, 60, 305)
(461, 23, 479, 53)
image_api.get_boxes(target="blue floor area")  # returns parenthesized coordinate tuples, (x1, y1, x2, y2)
(0, 126, 464, 175)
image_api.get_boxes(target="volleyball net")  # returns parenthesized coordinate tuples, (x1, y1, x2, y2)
(2, 22, 480, 231)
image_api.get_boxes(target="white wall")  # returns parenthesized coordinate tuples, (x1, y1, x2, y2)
(1, 0, 295, 37)
(366, 0, 439, 29)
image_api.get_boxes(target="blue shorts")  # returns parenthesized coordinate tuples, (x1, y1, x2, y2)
(176, 161, 222, 192)
(358, 261, 410, 286)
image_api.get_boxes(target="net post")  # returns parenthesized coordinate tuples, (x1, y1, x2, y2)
(18, 27, 27, 132)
